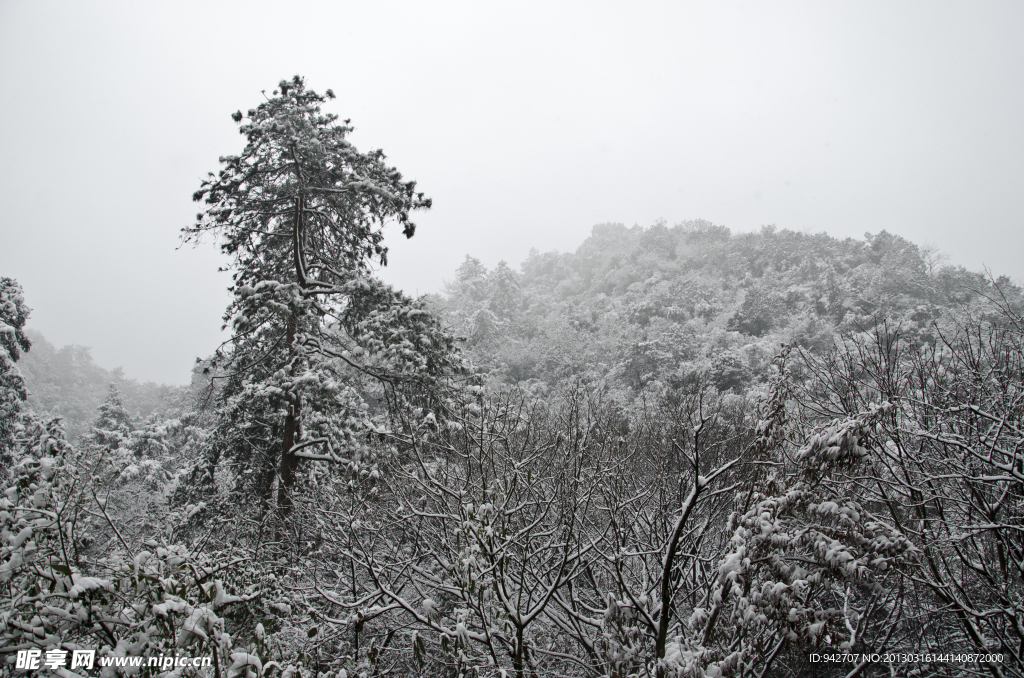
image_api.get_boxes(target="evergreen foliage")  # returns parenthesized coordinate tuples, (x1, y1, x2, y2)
(183, 76, 464, 546)
(0, 278, 31, 464)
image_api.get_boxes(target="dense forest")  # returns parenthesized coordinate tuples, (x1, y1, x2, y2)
(1, 78, 1022, 678)
(437, 221, 1013, 397)
(16, 331, 182, 442)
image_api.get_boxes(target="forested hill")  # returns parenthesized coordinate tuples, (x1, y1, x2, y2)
(16, 330, 183, 440)
(438, 220, 1020, 392)
(13, 222, 1018, 435)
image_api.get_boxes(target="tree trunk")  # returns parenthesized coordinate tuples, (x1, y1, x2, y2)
(276, 316, 300, 545)
(514, 625, 525, 678)
(276, 193, 307, 545)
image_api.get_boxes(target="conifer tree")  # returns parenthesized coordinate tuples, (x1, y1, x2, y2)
(0, 278, 31, 465)
(185, 77, 461, 541)
(88, 384, 133, 449)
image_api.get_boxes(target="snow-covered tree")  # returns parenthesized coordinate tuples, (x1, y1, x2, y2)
(357, 385, 605, 678)
(185, 76, 463, 544)
(797, 306, 1024, 677)
(0, 278, 31, 467)
(0, 416, 290, 674)
(87, 384, 133, 450)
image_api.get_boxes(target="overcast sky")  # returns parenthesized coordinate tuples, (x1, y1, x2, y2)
(1, 1, 1022, 385)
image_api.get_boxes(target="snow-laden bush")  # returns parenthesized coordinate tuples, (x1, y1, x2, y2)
(0, 417, 298, 676)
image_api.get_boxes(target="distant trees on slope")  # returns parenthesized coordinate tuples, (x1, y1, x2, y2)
(16, 330, 181, 442)
(437, 221, 1020, 399)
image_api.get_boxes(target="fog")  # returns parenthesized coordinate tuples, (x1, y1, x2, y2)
(1, 0, 1021, 384)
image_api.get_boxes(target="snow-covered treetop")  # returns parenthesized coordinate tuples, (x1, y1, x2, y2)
(185, 75, 431, 285)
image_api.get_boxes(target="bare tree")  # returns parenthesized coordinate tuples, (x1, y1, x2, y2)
(798, 304, 1024, 678)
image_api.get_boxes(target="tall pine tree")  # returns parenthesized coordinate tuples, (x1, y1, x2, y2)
(186, 77, 462, 543)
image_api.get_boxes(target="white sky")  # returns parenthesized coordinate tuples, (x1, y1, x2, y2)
(1, 1, 1022, 385)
